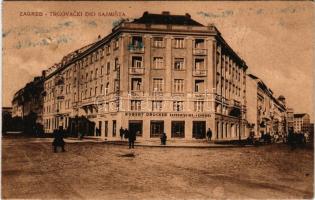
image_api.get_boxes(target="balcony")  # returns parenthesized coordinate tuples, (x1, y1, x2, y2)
(128, 43, 144, 53)
(193, 49, 207, 55)
(129, 67, 145, 75)
(232, 99, 241, 108)
(130, 90, 144, 96)
(57, 95, 64, 100)
(193, 69, 207, 77)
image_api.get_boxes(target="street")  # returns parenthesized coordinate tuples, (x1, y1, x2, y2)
(2, 136, 313, 199)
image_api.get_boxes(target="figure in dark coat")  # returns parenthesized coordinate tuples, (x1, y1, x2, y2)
(52, 126, 65, 153)
(128, 130, 136, 149)
(160, 132, 167, 145)
(206, 128, 212, 141)
(119, 127, 124, 140)
(124, 128, 129, 139)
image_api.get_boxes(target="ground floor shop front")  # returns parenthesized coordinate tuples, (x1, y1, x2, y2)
(58, 111, 246, 141)
(43, 111, 247, 140)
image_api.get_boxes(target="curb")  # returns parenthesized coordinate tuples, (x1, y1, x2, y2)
(103, 141, 254, 149)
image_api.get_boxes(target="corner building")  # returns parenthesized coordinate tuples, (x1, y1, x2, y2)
(42, 12, 248, 141)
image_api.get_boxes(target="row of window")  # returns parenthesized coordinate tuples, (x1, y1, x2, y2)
(131, 36, 206, 49)
(132, 56, 206, 70)
(130, 100, 205, 112)
(131, 78, 206, 93)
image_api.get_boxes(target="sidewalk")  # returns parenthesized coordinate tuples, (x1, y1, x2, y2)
(14, 137, 253, 148)
(103, 140, 252, 148)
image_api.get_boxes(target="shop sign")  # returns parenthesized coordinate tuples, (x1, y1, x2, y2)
(125, 112, 211, 118)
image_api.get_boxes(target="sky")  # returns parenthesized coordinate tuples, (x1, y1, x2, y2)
(2, 1, 314, 120)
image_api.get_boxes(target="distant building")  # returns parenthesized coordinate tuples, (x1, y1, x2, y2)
(11, 76, 45, 133)
(293, 113, 310, 133)
(286, 108, 294, 130)
(246, 74, 287, 137)
(2, 107, 12, 133)
(2, 107, 12, 116)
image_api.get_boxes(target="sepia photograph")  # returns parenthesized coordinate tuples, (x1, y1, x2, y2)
(2, 1, 314, 199)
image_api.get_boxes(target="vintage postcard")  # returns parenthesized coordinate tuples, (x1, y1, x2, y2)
(2, 1, 314, 199)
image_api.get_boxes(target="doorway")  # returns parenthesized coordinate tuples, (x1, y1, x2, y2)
(193, 121, 206, 139)
(129, 120, 143, 137)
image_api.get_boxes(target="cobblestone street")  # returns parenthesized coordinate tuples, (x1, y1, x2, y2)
(2, 136, 313, 199)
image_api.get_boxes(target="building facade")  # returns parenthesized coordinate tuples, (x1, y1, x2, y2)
(12, 76, 44, 123)
(246, 74, 287, 137)
(293, 113, 310, 133)
(41, 12, 248, 141)
(286, 108, 294, 130)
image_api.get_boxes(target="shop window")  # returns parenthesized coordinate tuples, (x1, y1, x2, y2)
(150, 121, 164, 138)
(171, 121, 185, 138)
(129, 120, 143, 137)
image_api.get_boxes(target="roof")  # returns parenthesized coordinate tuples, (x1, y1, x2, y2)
(133, 11, 204, 26)
(294, 113, 307, 118)
(248, 74, 258, 80)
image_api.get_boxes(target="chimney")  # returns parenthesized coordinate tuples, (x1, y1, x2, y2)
(162, 11, 170, 15)
(185, 13, 191, 18)
(143, 11, 149, 16)
(42, 70, 46, 78)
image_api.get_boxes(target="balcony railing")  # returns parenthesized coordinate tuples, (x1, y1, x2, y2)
(193, 49, 207, 55)
(128, 43, 144, 53)
(193, 69, 207, 76)
(130, 90, 144, 96)
(57, 95, 64, 100)
(129, 67, 145, 75)
(232, 99, 241, 108)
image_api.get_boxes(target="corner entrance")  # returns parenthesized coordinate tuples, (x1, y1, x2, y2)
(193, 121, 206, 139)
(129, 120, 143, 137)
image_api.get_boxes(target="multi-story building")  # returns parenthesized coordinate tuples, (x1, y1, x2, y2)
(11, 76, 45, 133)
(246, 74, 287, 137)
(293, 113, 310, 133)
(41, 11, 248, 141)
(12, 76, 44, 123)
(286, 108, 294, 130)
(12, 88, 24, 118)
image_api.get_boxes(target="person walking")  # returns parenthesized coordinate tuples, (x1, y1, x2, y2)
(128, 129, 136, 149)
(119, 127, 124, 141)
(206, 128, 212, 141)
(52, 126, 66, 153)
(160, 132, 167, 145)
(124, 128, 129, 140)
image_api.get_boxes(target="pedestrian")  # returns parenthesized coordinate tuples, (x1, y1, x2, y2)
(124, 128, 129, 140)
(128, 130, 136, 149)
(52, 126, 66, 153)
(160, 132, 167, 145)
(119, 127, 124, 141)
(206, 128, 212, 141)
